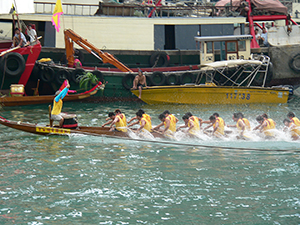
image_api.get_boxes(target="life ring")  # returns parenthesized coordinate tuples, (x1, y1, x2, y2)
(56, 69, 71, 85)
(180, 72, 195, 84)
(71, 68, 85, 84)
(165, 73, 179, 85)
(92, 70, 104, 83)
(0, 52, 25, 77)
(122, 73, 135, 90)
(149, 51, 170, 67)
(149, 71, 165, 86)
(39, 67, 55, 83)
(289, 53, 300, 72)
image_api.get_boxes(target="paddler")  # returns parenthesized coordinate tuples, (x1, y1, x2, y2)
(128, 111, 152, 132)
(227, 113, 250, 139)
(204, 115, 225, 138)
(127, 109, 150, 124)
(287, 112, 300, 127)
(50, 80, 70, 128)
(185, 112, 203, 128)
(109, 109, 127, 132)
(177, 114, 201, 136)
(255, 115, 275, 139)
(253, 113, 276, 131)
(152, 113, 177, 135)
(283, 119, 300, 141)
(101, 112, 115, 127)
(163, 110, 179, 126)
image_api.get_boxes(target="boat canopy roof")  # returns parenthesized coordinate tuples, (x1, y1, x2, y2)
(195, 35, 253, 42)
(201, 59, 262, 69)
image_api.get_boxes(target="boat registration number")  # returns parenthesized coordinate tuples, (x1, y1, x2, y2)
(226, 93, 250, 100)
(36, 126, 71, 134)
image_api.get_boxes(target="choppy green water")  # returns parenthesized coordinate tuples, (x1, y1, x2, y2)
(1, 100, 300, 224)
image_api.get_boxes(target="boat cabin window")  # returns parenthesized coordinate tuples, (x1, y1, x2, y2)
(206, 42, 213, 54)
(238, 41, 246, 51)
(226, 41, 237, 53)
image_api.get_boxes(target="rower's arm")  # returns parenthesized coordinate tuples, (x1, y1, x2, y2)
(110, 117, 119, 128)
(213, 121, 219, 133)
(238, 120, 245, 136)
(227, 124, 237, 128)
(204, 123, 213, 130)
(152, 122, 164, 130)
(127, 116, 137, 124)
(163, 119, 170, 132)
(186, 121, 194, 132)
(137, 120, 146, 132)
(128, 120, 139, 127)
(102, 120, 113, 127)
(175, 117, 179, 123)
(253, 124, 261, 131)
(177, 124, 188, 131)
(259, 121, 267, 132)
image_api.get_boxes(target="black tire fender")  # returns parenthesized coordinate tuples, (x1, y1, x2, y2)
(180, 72, 195, 84)
(149, 71, 166, 86)
(0, 52, 25, 77)
(71, 68, 85, 84)
(39, 66, 55, 83)
(149, 51, 170, 67)
(165, 73, 179, 85)
(289, 53, 300, 72)
(56, 69, 71, 85)
(92, 70, 104, 83)
(122, 73, 135, 90)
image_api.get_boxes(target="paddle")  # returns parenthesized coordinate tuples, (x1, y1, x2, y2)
(152, 129, 176, 140)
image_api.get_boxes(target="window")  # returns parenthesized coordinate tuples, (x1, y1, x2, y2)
(238, 41, 246, 51)
(206, 41, 213, 53)
(226, 42, 237, 53)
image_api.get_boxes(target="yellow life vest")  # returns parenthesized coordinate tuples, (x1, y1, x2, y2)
(188, 118, 200, 135)
(262, 119, 275, 137)
(51, 99, 63, 115)
(115, 114, 127, 132)
(140, 116, 152, 132)
(164, 115, 176, 133)
(213, 117, 225, 135)
(242, 118, 251, 131)
(289, 123, 300, 138)
(291, 117, 300, 126)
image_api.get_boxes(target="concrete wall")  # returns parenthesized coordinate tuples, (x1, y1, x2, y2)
(0, 14, 245, 50)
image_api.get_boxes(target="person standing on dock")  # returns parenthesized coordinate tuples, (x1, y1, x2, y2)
(51, 80, 70, 128)
(132, 69, 147, 99)
(128, 111, 152, 133)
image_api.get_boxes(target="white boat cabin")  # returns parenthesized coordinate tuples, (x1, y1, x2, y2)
(194, 35, 253, 65)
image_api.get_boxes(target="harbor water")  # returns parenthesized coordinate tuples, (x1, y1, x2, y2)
(1, 100, 300, 224)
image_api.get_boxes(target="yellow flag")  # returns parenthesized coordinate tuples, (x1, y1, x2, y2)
(51, 0, 63, 32)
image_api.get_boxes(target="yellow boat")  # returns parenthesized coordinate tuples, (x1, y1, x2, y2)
(131, 84, 289, 105)
(132, 35, 291, 105)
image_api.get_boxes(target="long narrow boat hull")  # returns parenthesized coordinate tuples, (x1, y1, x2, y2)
(0, 88, 99, 107)
(131, 85, 290, 104)
(0, 116, 165, 139)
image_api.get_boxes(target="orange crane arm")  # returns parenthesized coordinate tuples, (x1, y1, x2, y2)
(64, 29, 133, 72)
